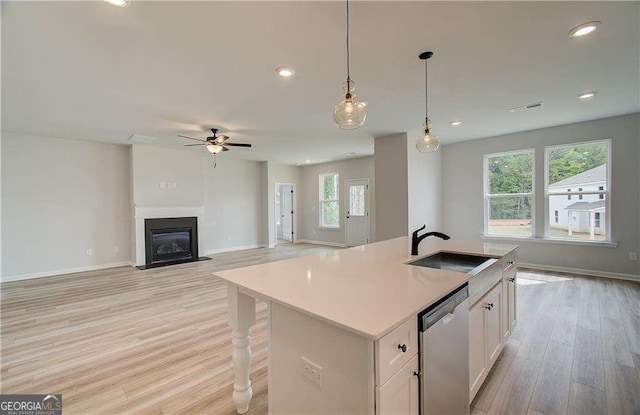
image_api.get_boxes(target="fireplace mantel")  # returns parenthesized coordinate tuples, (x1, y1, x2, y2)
(133, 205, 205, 266)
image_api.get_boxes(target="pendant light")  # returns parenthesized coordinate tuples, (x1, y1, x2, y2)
(333, 0, 366, 130)
(416, 51, 440, 153)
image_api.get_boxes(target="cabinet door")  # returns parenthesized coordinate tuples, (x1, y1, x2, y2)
(376, 355, 419, 415)
(501, 279, 510, 341)
(486, 283, 503, 366)
(508, 273, 517, 331)
(468, 300, 486, 402)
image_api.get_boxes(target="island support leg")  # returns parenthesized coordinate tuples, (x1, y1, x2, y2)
(227, 285, 256, 414)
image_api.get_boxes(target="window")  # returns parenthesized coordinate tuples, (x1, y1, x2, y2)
(484, 150, 534, 237)
(319, 173, 339, 228)
(546, 140, 610, 241)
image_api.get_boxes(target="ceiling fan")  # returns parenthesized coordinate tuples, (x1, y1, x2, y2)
(178, 128, 252, 154)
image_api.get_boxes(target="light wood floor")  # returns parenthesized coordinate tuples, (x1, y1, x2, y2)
(2, 247, 639, 414)
(472, 269, 640, 415)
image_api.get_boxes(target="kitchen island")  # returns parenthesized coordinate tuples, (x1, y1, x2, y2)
(214, 236, 517, 414)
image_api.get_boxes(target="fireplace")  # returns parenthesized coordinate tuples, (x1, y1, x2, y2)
(142, 217, 202, 269)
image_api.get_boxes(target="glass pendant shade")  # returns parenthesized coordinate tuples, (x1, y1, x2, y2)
(416, 118, 440, 153)
(207, 144, 223, 154)
(333, 80, 366, 130)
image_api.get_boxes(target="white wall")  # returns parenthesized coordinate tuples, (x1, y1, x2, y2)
(131, 144, 263, 254)
(203, 157, 263, 252)
(1, 132, 131, 280)
(407, 139, 442, 236)
(442, 113, 640, 277)
(300, 156, 375, 246)
(374, 133, 408, 242)
(131, 144, 204, 206)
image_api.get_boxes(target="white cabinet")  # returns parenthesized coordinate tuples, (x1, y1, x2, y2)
(502, 255, 517, 340)
(469, 282, 503, 401)
(376, 355, 419, 415)
(469, 298, 487, 400)
(375, 318, 419, 413)
(375, 317, 418, 386)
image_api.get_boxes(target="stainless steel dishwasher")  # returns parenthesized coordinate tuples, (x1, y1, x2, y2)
(418, 283, 470, 415)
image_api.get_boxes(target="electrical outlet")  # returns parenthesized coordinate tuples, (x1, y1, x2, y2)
(630, 252, 638, 261)
(301, 357, 322, 387)
(86, 249, 92, 256)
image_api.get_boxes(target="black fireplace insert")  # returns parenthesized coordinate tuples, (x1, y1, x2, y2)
(141, 217, 208, 269)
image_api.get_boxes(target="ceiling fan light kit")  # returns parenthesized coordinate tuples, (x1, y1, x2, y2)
(178, 128, 252, 167)
(333, 0, 366, 130)
(416, 51, 440, 153)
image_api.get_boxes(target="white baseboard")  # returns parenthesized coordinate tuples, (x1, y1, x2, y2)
(296, 239, 348, 248)
(205, 244, 267, 256)
(518, 262, 640, 282)
(1, 261, 134, 283)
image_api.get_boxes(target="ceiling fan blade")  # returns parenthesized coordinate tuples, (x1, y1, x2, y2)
(222, 146, 230, 152)
(224, 142, 252, 147)
(184, 143, 207, 146)
(178, 135, 206, 142)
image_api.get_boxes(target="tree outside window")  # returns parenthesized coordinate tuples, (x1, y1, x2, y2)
(484, 150, 534, 237)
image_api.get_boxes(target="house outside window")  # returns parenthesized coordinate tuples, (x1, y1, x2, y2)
(546, 140, 610, 241)
(483, 150, 534, 237)
(319, 173, 339, 228)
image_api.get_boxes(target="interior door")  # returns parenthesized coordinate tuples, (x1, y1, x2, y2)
(346, 179, 370, 247)
(281, 185, 293, 242)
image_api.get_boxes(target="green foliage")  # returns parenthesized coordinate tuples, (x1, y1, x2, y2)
(547, 143, 607, 185)
(487, 143, 607, 221)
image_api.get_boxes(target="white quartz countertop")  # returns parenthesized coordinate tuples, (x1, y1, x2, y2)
(213, 237, 517, 340)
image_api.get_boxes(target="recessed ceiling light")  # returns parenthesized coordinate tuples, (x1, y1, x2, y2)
(569, 21, 600, 38)
(104, 0, 128, 7)
(275, 67, 295, 78)
(577, 91, 597, 100)
(450, 120, 462, 126)
(304, 159, 311, 164)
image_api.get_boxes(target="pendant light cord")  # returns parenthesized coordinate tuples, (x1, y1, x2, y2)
(346, 0, 351, 81)
(424, 58, 428, 120)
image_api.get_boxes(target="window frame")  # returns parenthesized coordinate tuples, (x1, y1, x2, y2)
(318, 173, 340, 229)
(544, 139, 611, 242)
(483, 149, 535, 238)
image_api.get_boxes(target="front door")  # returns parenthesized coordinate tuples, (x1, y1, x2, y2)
(345, 179, 370, 247)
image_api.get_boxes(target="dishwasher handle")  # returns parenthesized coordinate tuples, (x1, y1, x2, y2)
(419, 283, 469, 332)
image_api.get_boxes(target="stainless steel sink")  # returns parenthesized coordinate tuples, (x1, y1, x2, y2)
(408, 252, 497, 275)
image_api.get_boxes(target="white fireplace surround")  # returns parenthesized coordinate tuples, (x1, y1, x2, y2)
(134, 204, 205, 266)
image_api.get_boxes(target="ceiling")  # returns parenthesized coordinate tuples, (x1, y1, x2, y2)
(2, 1, 638, 165)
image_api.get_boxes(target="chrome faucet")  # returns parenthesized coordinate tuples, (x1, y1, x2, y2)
(411, 225, 450, 255)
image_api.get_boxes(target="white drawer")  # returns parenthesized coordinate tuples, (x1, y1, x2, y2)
(502, 250, 516, 272)
(375, 317, 417, 386)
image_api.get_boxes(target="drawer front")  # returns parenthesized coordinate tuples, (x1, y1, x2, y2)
(502, 251, 516, 272)
(375, 317, 417, 386)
